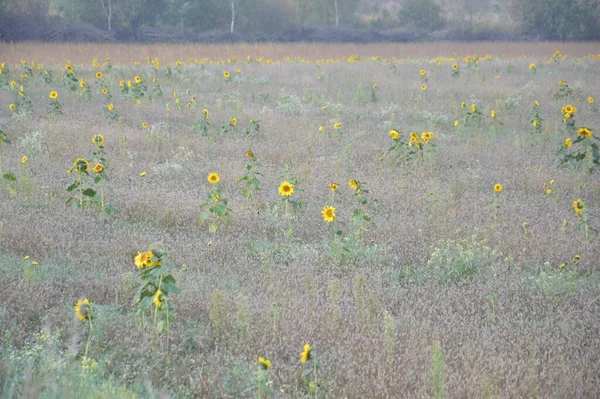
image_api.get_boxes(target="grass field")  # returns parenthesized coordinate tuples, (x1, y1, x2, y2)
(1, 41, 599, 398)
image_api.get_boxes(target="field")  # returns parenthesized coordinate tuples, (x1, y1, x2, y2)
(1, 41, 599, 398)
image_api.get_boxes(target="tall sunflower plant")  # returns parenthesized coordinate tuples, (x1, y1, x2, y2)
(133, 248, 181, 334)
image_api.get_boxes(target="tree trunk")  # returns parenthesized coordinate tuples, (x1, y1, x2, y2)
(334, 0, 339, 28)
(230, 0, 236, 34)
(107, 0, 111, 32)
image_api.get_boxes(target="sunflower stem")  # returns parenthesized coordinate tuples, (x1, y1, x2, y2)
(84, 316, 93, 358)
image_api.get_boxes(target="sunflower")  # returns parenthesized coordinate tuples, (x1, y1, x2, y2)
(529, 63, 536, 70)
(246, 150, 254, 159)
(471, 104, 477, 113)
(9, 103, 16, 111)
(21, 156, 28, 163)
(334, 122, 341, 129)
(322, 206, 336, 223)
(119, 80, 125, 87)
(490, 110, 496, 118)
(573, 199, 584, 215)
(49, 91, 58, 99)
(95, 71, 102, 79)
(208, 172, 220, 184)
(102, 88, 108, 95)
(534, 100, 539, 107)
(420, 84, 427, 91)
(577, 127, 593, 139)
(494, 183, 503, 193)
(141, 122, 148, 129)
(153, 289, 164, 308)
(588, 97, 594, 104)
(454, 120, 459, 127)
(300, 343, 312, 363)
(461, 102, 466, 109)
(79, 78, 85, 88)
(230, 117, 237, 127)
(278, 181, 294, 196)
(565, 137, 572, 148)
(563, 104, 576, 115)
(533, 120, 538, 127)
(107, 104, 114, 111)
(223, 71, 230, 78)
(419, 69, 426, 76)
(319, 126, 324, 132)
(348, 179, 358, 190)
(389, 129, 399, 140)
(258, 357, 272, 369)
(91, 134, 105, 146)
(452, 64, 458, 70)
(203, 109, 210, 117)
(65, 64, 73, 71)
(92, 164, 104, 173)
(140, 171, 147, 177)
(135, 75, 141, 83)
(73, 158, 90, 173)
(410, 132, 419, 141)
(127, 81, 132, 87)
(75, 298, 92, 321)
(329, 183, 339, 192)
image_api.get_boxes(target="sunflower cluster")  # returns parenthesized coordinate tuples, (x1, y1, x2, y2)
(134, 250, 161, 269)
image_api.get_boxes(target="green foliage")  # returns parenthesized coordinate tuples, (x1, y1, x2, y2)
(512, 0, 600, 40)
(429, 341, 447, 399)
(398, 0, 445, 31)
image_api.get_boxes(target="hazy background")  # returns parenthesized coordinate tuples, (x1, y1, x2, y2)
(0, 0, 599, 43)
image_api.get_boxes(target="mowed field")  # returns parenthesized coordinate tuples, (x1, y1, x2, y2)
(0, 41, 599, 398)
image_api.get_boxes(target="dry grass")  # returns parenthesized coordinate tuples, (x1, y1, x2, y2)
(1, 42, 599, 398)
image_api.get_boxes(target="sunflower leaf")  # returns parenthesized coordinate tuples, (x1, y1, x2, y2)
(82, 188, 96, 197)
(3, 173, 16, 181)
(66, 181, 81, 192)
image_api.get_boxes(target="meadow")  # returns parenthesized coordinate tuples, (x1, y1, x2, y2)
(0, 41, 599, 398)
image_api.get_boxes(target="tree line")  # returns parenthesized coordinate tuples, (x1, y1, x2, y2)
(0, 0, 598, 42)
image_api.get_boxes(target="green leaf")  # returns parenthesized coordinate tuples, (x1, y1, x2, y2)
(82, 188, 96, 197)
(66, 181, 81, 192)
(198, 212, 209, 224)
(3, 173, 16, 181)
(209, 223, 218, 233)
(161, 282, 181, 294)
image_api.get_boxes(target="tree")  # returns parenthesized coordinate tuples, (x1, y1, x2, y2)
(399, 0, 444, 31)
(98, 0, 112, 31)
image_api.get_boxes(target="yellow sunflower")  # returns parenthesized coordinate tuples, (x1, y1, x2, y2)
(102, 88, 108, 94)
(588, 97, 594, 104)
(141, 122, 148, 129)
(49, 91, 58, 99)
(565, 137, 572, 148)
(577, 127, 593, 139)
(454, 120, 459, 127)
(92, 164, 104, 173)
(258, 357, 271, 370)
(349, 179, 359, 190)
(208, 172, 220, 184)
(91, 134, 105, 146)
(223, 71, 230, 78)
(135, 75, 141, 83)
(153, 289, 164, 308)
(119, 80, 125, 87)
(73, 158, 90, 173)
(74, 298, 92, 321)
(329, 183, 339, 192)
(452, 64, 458, 70)
(230, 117, 237, 127)
(107, 104, 114, 111)
(471, 104, 477, 113)
(9, 103, 16, 111)
(389, 129, 399, 140)
(494, 183, 503, 193)
(95, 71, 102, 79)
(419, 69, 426, 76)
(321, 206, 336, 223)
(573, 199, 584, 215)
(529, 63, 536, 70)
(461, 102, 466, 109)
(21, 156, 28, 163)
(278, 181, 294, 197)
(490, 110, 496, 118)
(334, 122, 341, 129)
(300, 343, 312, 363)
(246, 150, 254, 159)
(203, 109, 210, 117)
(420, 84, 427, 91)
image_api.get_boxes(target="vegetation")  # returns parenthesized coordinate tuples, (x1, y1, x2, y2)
(0, 41, 599, 397)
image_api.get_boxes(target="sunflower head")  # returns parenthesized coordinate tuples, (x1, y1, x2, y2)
(300, 343, 312, 363)
(452, 64, 458, 70)
(9, 103, 16, 111)
(75, 298, 92, 321)
(389, 129, 399, 140)
(322, 206, 336, 223)
(91, 134, 105, 147)
(471, 104, 477, 113)
(246, 150, 254, 159)
(258, 357, 272, 370)
(565, 137, 572, 148)
(278, 181, 294, 197)
(334, 122, 341, 129)
(490, 110, 496, 118)
(107, 104, 114, 111)
(419, 69, 426, 76)
(588, 97, 594, 104)
(573, 199, 584, 215)
(135, 76, 141, 83)
(95, 71, 102, 79)
(49, 91, 58, 99)
(529, 63, 536, 70)
(330, 183, 339, 192)
(102, 88, 108, 94)
(349, 179, 359, 191)
(494, 183, 503, 193)
(230, 117, 237, 127)
(203, 109, 210, 117)
(461, 102, 466, 109)
(577, 127, 593, 139)
(223, 71, 230, 78)
(153, 289, 164, 308)
(92, 163, 104, 173)
(208, 172, 220, 184)
(141, 122, 148, 129)
(72, 158, 90, 173)
(420, 84, 427, 91)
